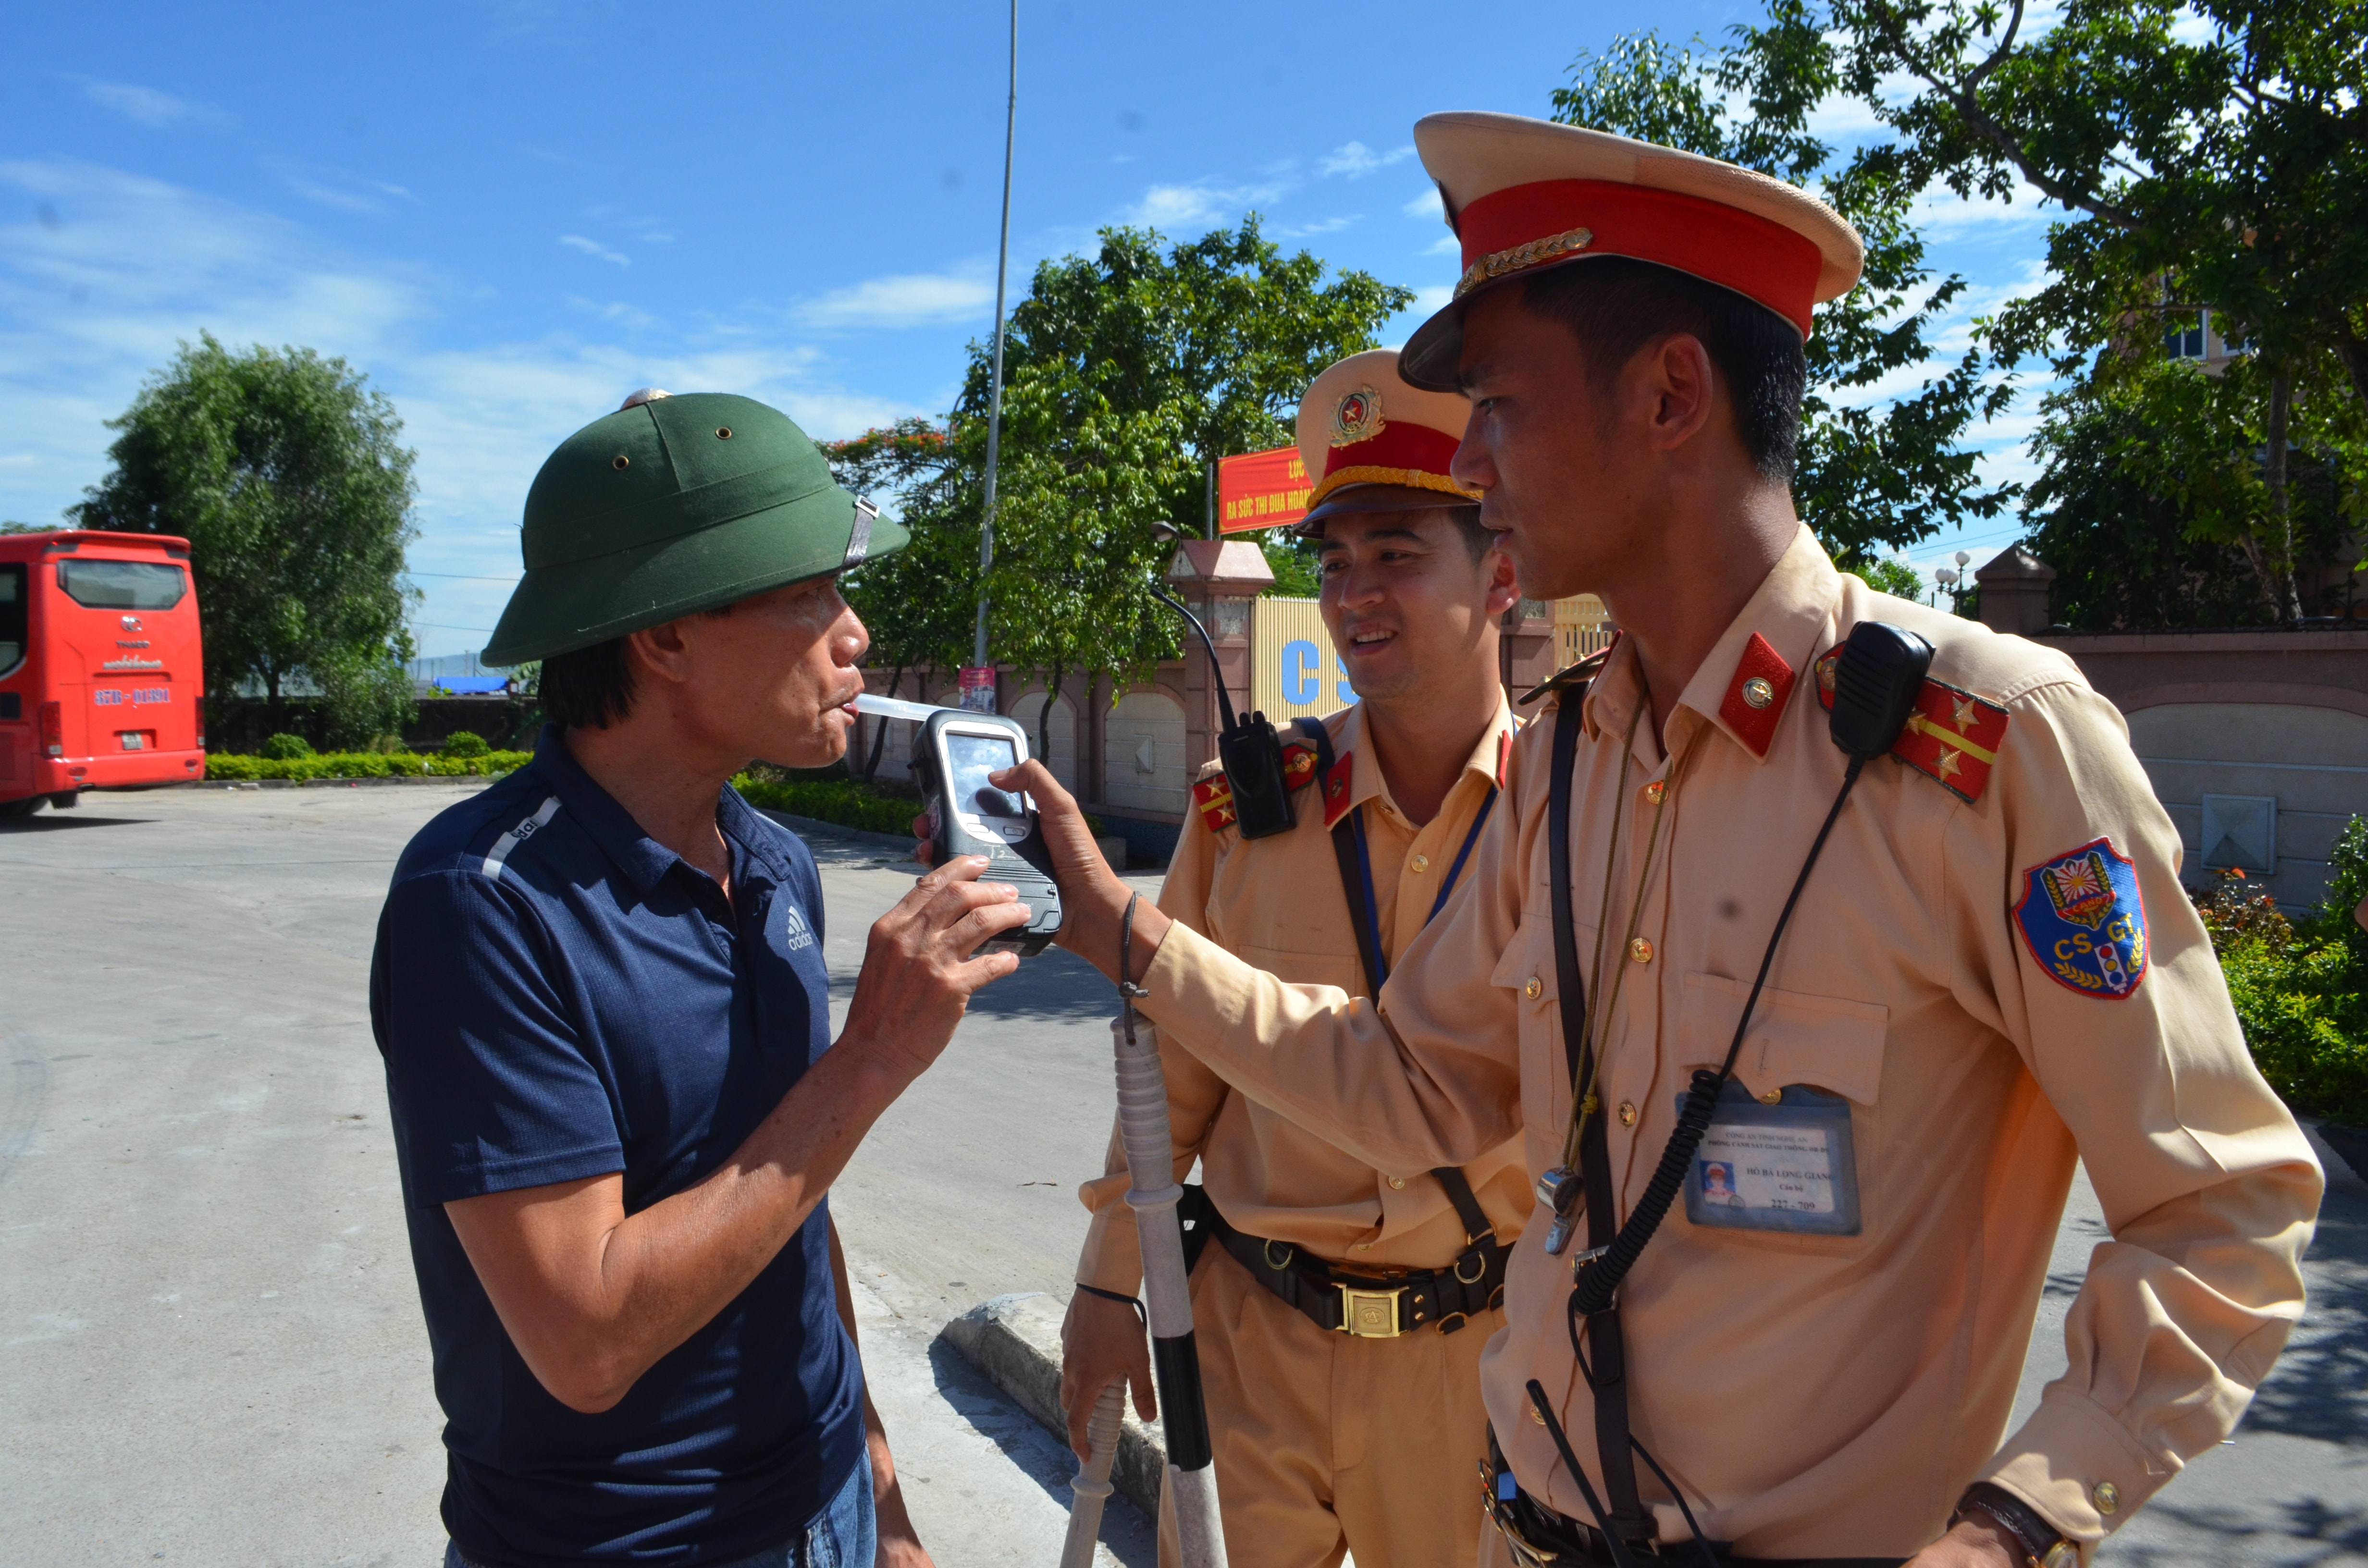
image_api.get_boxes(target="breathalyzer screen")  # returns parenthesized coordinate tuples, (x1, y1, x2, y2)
(945, 733, 1023, 820)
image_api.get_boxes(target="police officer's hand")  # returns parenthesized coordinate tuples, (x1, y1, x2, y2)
(910, 764, 1161, 988)
(1905, 1518, 2022, 1568)
(1059, 1287, 1155, 1460)
(839, 855, 1032, 1084)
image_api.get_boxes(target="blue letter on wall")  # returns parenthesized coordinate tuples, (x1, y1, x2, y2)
(1335, 651, 1358, 706)
(1281, 640, 1319, 705)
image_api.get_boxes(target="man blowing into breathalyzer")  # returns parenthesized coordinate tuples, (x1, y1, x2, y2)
(989, 115, 2323, 1568)
(372, 390, 1036, 1568)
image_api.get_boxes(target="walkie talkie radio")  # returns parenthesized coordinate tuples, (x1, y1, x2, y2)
(1149, 582, 1300, 840)
(854, 694, 1064, 956)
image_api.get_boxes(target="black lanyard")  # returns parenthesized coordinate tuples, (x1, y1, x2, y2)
(1344, 783, 1498, 991)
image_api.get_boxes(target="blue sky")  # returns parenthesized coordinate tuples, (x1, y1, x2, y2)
(1, 1, 2057, 657)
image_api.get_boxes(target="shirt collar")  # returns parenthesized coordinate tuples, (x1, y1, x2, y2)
(1580, 526, 1841, 765)
(1335, 692, 1518, 824)
(530, 724, 787, 901)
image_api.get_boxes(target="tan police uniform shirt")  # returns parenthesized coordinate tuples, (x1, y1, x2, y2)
(1134, 526, 2322, 1561)
(1076, 697, 1529, 1294)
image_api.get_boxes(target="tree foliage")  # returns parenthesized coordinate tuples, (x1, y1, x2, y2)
(2023, 351, 2366, 629)
(1810, 0, 2368, 621)
(72, 333, 419, 743)
(1553, 12, 2015, 564)
(826, 220, 1409, 761)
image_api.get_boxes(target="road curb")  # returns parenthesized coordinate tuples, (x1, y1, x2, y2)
(941, 1292, 1168, 1524)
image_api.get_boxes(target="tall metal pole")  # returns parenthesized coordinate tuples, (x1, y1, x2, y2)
(974, 0, 1018, 670)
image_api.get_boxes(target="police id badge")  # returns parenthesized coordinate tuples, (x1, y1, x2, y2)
(1681, 1078, 1862, 1236)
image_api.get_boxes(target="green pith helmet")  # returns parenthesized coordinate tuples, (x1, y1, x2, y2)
(482, 391, 907, 666)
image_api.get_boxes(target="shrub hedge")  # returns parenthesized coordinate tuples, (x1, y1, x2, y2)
(729, 774, 920, 836)
(2197, 815, 2368, 1127)
(206, 750, 531, 781)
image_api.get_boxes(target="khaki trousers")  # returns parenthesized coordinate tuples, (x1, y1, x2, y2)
(1155, 1246, 1499, 1568)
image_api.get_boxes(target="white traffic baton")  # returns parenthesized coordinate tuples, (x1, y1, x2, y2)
(1063, 893, 1228, 1568)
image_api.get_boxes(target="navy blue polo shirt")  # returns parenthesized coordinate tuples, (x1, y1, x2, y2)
(370, 726, 862, 1567)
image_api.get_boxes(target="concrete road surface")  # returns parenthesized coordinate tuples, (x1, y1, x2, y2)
(0, 784, 2359, 1566)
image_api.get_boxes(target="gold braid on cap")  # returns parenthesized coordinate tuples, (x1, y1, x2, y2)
(1454, 226, 1595, 301)
(1305, 466, 1484, 509)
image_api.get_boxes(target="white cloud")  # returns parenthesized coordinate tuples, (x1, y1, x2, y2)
(558, 234, 629, 267)
(1274, 216, 1358, 240)
(1317, 142, 1414, 179)
(1403, 187, 1445, 220)
(1411, 284, 1454, 316)
(1123, 180, 1287, 230)
(1423, 233, 1462, 257)
(0, 157, 934, 656)
(791, 271, 995, 331)
(72, 77, 234, 131)
(1913, 179, 2058, 236)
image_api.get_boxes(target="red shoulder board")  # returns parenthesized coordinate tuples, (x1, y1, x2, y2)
(1280, 736, 1321, 792)
(1322, 752, 1356, 828)
(1813, 647, 1841, 711)
(1814, 648, 2009, 804)
(1895, 677, 2009, 802)
(1191, 772, 1239, 834)
(1496, 728, 1514, 791)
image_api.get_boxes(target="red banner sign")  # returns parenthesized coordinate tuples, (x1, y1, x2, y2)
(1218, 446, 1311, 533)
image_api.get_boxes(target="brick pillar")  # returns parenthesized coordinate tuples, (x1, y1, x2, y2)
(1166, 539, 1274, 774)
(1974, 547, 2058, 636)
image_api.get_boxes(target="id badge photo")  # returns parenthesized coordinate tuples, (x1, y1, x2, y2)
(1679, 1078, 1862, 1236)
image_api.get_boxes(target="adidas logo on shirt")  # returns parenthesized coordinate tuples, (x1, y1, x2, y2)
(782, 905, 816, 952)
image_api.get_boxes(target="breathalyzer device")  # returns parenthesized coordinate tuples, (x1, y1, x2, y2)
(854, 693, 1064, 956)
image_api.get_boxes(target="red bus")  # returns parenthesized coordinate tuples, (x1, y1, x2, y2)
(0, 529, 207, 816)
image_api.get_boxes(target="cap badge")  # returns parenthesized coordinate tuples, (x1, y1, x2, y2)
(1331, 386, 1386, 447)
(1455, 226, 1593, 302)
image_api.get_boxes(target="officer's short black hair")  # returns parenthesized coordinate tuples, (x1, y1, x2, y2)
(1519, 257, 1806, 485)
(535, 600, 741, 731)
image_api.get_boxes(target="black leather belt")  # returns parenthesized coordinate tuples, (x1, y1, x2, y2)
(1482, 1431, 1904, 1568)
(1179, 1182, 1509, 1337)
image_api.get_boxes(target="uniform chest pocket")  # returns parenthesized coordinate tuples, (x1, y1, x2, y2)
(1233, 942, 1364, 998)
(1677, 973, 1888, 1239)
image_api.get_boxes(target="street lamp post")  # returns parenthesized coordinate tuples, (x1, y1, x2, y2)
(971, 0, 1018, 695)
(1935, 549, 1973, 616)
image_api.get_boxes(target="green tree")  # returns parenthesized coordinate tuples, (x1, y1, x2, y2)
(1811, 0, 2368, 622)
(71, 333, 419, 744)
(822, 420, 981, 779)
(2023, 351, 2366, 629)
(1553, 13, 2016, 566)
(839, 220, 1410, 762)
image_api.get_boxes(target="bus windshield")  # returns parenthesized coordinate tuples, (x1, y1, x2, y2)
(59, 559, 187, 610)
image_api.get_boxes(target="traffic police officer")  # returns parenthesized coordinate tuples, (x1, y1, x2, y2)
(1005, 114, 2324, 1567)
(1061, 351, 1528, 1568)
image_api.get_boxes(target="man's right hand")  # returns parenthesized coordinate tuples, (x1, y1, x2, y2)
(837, 854, 1034, 1084)
(1060, 1287, 1157, 1459)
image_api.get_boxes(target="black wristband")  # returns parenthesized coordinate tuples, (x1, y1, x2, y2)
(1073, 1281, 1147, 1325)
(1953, 1483, 2070, 1566)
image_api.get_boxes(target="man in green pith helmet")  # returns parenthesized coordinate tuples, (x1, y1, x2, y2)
(370, 389, 1036, 1568)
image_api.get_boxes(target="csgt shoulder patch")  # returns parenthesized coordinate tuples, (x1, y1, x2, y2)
(1814, 649, 2009, 803)
(2014, 836, 2149, 1000)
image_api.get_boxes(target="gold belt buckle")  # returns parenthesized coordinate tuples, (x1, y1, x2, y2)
(1338, 1283, 1404, 1338)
